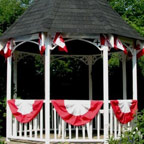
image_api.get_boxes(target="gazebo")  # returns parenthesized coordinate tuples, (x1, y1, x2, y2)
(0, 0, 144, 143)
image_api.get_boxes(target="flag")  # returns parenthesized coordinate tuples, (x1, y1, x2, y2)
(100, 34, 112, 48)
(53, 33, 68, 52)
(110, 100, 137, 124)
(8, 100, 43, 123)
(1, 40, 12, 58)
(134, 40, 141, 50)
(51, 100, 103, 126)
(136, 41, 144, 58)
(137, 48, 144, 58)
(38, 33, 45, 55)
(114, 37, 128, 54)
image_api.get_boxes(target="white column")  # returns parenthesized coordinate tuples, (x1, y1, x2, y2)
(45, 34, 51, 144)
(103, 46, 109, 143)
(6, 55, 12, 141)
(88, 56, 93, 137)
(88, 56, 93, 100)
(13, 52, 18, 99)
(122, 53, 127, 99)
(132, 49, 137, 100)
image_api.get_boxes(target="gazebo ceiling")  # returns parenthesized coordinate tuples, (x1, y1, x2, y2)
(0, 0, 144, 40)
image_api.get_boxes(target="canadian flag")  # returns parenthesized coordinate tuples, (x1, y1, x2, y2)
(8, 100, 43, 123)
(136, 41, 144, 58)
(38, 33, 45, 55)
(0, 40, 12, 58)
(110, 100, 137, 124)
(53, 33, 68, 53)
(114, 37, 128, 55)
(100, 34, 112, 48)
(137, 48, 144, 58)
(51, 100, 103, 126)
(134, 40, 141, 50)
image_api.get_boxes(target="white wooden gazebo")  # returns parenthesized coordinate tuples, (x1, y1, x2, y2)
(0, 0, 144, 143)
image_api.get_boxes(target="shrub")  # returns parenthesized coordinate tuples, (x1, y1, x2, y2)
(108, 109, 144, 144)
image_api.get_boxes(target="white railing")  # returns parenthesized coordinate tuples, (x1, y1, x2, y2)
(11, 102, 45, 142)
(50, 104, 104, 143)
(109, 101, 133, 139)
(9, 100, 134, 143)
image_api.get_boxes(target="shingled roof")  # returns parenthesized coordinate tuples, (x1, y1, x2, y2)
(0, 0, 143, 40)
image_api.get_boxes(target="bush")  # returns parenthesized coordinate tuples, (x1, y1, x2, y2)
(108, 109, 144, 144)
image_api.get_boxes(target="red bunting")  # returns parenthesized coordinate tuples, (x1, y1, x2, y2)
(51, 100, 103, 126)
(8, 100, 43, 123)
(110, 100, 137, 124)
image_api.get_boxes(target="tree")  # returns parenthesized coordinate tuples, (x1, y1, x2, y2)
(109, 0, 144, 76)
(109, 0, 144, 36)
(0, 0, 31, 136)
(0, 0, 32, 35)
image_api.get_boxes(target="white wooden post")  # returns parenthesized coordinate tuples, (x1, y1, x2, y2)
(103, 45, 109, 143)
(13, 52, 18, 137)
(13, 52, 18, 99)
(88, 56, 93, 100)
(6, 55, 12, 142)
(45, 34, 51, 144)
(88, 56, 93, 138)
(122, 53, 127, 99)
(132, 49, 137, 100)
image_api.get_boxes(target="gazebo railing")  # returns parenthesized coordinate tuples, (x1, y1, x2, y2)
(9, 100, 133, 143)
(109, 103, 133, 139)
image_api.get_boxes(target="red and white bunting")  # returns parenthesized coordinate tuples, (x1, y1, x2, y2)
(100, 34, 112, 48)
(53, 33, 68, 53)
(51, 100, 103, 126)
(38, 33, 45, 55)
(8, 100, 43, 123)
(0, 40, 12, 58)
(114, 37, 128, 55)
(110, 100, 137, 124)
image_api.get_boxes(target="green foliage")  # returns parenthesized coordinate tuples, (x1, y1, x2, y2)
(109, 0, 144, 70)
(108, 109, 144, 144)
(138, 56, 144, 76)
(109, 0, 144, 36)
(109, 53, 121, 69)
(50, 58, 85, 82)
(0, 0, 32, 35)
(34, 55, 44, 76)
(51, 59, 73, 79)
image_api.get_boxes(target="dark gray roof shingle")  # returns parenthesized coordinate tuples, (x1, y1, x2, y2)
(0, 0, 143, 40)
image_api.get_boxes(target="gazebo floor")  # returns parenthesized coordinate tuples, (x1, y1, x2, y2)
(1, 134, 104, 144)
